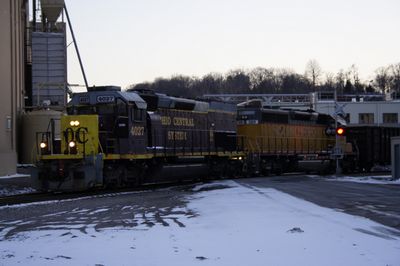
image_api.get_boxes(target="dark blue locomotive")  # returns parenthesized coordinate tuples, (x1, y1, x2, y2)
(33, 86, 242, 191)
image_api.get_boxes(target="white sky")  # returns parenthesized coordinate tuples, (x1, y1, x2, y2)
(63, 0, 400, 89)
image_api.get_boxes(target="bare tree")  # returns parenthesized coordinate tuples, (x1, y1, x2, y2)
(248, 67, 278, 93)
(335, 69, 346, 94)
(347, 64, 363, 92)
(249, 67, 268, 90)
(198, 72, 225, 94)
(389, 63, 400, 94)
(225, 69, 251, 93)
(324, 72, 335, 90)
(305, 59, 322, 91)
(127, 63, 393, 97)
(374, 66, 390, 94)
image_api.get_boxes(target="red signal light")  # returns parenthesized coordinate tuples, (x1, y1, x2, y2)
(336, 127, 345, 135)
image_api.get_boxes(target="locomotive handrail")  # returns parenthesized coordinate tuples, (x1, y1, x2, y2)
(98, 137, 104, 154)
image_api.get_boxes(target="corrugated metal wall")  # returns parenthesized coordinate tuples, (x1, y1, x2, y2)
(31, 29, 66, 108)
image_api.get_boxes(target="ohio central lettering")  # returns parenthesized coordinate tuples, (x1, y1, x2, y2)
(161, 116, 195, 127)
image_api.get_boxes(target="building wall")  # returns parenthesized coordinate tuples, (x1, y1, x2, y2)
(0, 0, 26, 175)
(32, 29, 67, 108)
(314, 101, 400, 126)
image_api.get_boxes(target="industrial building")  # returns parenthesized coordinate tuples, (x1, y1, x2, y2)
(1, 0, 67, 175)
(205, 92, 400, 126)
(311, 93, 400, 126)
(0, 0, 27, 175)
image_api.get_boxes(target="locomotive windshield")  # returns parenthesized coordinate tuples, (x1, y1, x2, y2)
(67, 104, 117, 116)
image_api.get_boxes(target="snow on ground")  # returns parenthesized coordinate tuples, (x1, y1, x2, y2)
(0, 174, 35, 197)
(0, 187, 36, 197)
(0, 174, 29, 180)
(0, 180, 400, 266)
(320, 175, 400, 185)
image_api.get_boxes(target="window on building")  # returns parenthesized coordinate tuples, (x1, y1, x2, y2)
(359, 113, 374, 124)
(383, 113, 398, 124)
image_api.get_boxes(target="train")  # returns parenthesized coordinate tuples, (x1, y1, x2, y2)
(345, 125, 400, 172)
(32, 85, 354, 191)
(236, 101, 356, 175)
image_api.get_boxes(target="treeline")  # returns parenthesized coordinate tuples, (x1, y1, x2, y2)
(127, 61, 400, 99)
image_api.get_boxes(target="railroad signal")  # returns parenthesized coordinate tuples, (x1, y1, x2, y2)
(336, 127, 345, 136)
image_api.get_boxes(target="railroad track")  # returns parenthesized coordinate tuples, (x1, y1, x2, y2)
(0, 180, 204, 207)
(0, 191, 106, 207)
(0, 172, 391, 207)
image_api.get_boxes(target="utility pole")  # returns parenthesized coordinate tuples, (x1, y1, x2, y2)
(64, 4, 89, 90)
(334, 88, 342, 175)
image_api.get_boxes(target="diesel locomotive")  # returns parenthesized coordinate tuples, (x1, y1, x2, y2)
(32, 86, 352, 191)
(32, 86, 243, 191)
(237, 101, 344, 175)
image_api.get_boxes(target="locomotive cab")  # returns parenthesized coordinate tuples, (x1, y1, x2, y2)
(66, 86, 148, 155)
(33, 86, 149, 191)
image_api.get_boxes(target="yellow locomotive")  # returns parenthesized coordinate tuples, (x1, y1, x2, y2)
(237, 100, 350, 174)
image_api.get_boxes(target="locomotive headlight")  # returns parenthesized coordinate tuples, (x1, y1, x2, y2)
(69, 141, 76, 148)
(40, 142, 47, 149)
(69, 120, 80, 127)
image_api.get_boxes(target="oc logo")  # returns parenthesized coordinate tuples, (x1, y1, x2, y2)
(64, 127, 89, 144)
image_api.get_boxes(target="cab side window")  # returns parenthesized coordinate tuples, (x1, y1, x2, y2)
(132, 109, 143, 122)
(116, 98, 127, 117)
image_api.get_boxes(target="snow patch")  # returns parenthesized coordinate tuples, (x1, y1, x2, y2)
(0, 180, 399, 266)
(0, 174, 30, 180)
(323, 175, 400, 185)
(0, 187, 36, 197)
